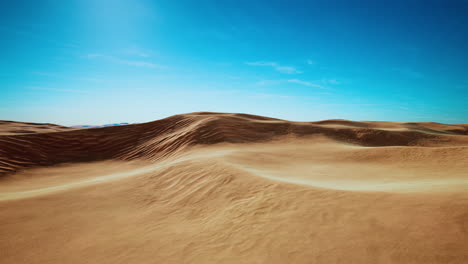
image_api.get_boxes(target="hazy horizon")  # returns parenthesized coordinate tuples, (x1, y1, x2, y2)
(1, 0, 467, 125)
(2, 111, 468, 128)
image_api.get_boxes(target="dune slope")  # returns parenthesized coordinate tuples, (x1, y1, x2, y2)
(0, 112, 467, 264)
(0, 120, 73, 135)
(1, 112, 467, 176)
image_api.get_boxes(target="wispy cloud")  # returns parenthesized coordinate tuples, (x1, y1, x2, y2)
(32, 72, 106, 83)
(86, 54, 167, 69)
(256, 79, 326, 89)
(322, 79, 340, 85)
(287, 79, 325, 88)
(120, 59, 159, 68)
(245, 61, 302, 74)
(307, 59, 314, 65)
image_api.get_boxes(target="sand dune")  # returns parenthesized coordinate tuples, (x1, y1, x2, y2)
(1, 112, 467, 263)
(0, 120, 73, 135)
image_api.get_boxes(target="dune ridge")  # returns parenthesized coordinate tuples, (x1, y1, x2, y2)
(0, 120, 73, 135)
(1, 112, 467, 176)
(1, 112, 468, 264)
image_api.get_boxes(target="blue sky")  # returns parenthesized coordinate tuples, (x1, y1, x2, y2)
(1, 0, 467, 125)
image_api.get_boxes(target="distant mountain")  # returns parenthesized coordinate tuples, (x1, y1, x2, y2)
(70, 123, 133, 129)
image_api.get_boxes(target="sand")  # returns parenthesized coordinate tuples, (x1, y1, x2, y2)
(0, 120, 73, 136)
(1, 112, 467, 263)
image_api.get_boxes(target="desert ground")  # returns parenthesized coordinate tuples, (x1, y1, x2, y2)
(1, 112, 467, 263)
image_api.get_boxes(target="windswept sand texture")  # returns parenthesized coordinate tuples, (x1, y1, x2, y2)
(1, 112, 468, 263)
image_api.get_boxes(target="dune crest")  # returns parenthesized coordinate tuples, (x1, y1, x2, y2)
(1, 112, 467, 264)
(1, 112, 467, 175)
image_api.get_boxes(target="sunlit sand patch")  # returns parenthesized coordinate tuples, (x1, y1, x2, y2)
(232, 166, 468, 193)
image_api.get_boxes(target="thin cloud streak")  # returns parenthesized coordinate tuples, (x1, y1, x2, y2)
(257, 79, 327, 89)
(245, 61, 302, 74)
(32, 72, 106, 83)
(287, 79, 325, 88)
(323, 79, 340, 85)
(125, 47, 152, 57)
